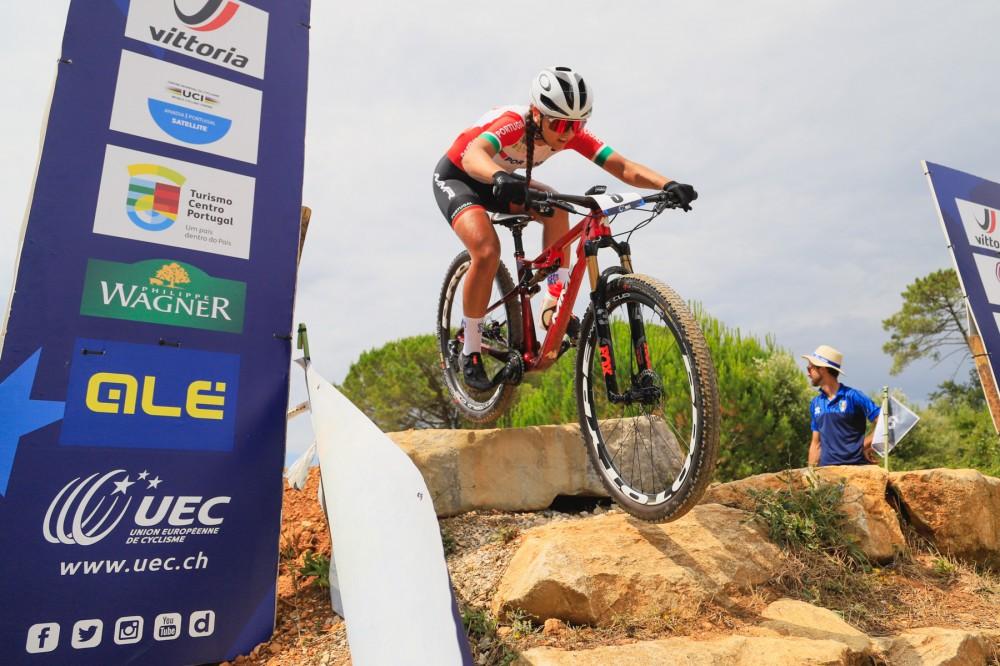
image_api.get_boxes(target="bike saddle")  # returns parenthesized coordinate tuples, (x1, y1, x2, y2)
(488, 213, 532, 229)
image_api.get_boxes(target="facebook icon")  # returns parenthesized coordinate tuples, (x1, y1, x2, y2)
(26, 622, 60, 653)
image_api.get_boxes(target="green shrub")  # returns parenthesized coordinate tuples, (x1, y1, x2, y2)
(297, 550, 331, 589)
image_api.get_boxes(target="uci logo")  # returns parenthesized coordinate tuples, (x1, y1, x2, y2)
(86, 373, 226, 421)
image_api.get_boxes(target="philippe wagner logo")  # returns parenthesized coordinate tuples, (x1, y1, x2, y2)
(127, 164, 185, 231)
(81, 258, 246, 334)
(43, 469, 230, 547)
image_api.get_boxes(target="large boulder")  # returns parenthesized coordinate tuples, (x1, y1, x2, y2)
(759, 598, 874, 655)
(492, 505, 783, 626)
(389, 424, 606, 516)
(875, 627, 988, 666)
(889, 469, 1000, 568)
(700, 466, 905, 562)
(517, 635, 863, 665)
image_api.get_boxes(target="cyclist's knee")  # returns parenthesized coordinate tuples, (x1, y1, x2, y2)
(469, 239, 500, 268)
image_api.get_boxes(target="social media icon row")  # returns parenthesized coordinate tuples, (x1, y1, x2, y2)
(26, 611, 215, 653)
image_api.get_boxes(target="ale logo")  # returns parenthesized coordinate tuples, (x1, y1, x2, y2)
(81, 258, 246, 334)
(128, 164, 185, 231)
(61, 339, 240, 452)
(174, 0, 241, 32)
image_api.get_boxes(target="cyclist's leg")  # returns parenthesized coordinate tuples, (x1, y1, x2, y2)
(451, 207, 500, 320)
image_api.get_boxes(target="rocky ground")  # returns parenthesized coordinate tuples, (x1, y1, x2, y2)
(218, 466, 1000, 665)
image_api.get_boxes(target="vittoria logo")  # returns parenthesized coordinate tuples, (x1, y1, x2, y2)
(81, 258, 246, 333)
(125, 0, 269, 79)
(956, 198, 1000, 252)
(174, 0, 241, 31)
(127, 164, 185, 231)
(976, 206, 998, 234)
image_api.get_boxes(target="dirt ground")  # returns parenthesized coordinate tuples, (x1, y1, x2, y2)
(221, 468, 1000, 665)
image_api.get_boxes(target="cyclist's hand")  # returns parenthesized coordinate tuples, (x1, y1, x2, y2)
(492, 171, 526, 205)
(663, 181, 698, 211)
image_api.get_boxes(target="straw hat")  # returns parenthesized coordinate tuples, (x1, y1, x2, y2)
(801, 344, 844, 374)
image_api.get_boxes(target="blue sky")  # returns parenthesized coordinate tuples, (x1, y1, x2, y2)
(2, 1, 999, 463)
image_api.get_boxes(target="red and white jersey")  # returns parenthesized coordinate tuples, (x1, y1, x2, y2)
(445, 105, 615, 173)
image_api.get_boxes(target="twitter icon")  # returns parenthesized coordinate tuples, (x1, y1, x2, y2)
(71, 619, 103, 649)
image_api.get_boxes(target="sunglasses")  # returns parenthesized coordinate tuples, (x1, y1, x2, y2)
(543, 116, 585, 135)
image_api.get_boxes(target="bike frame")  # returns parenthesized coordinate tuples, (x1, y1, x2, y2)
(485, 207, 650, 386)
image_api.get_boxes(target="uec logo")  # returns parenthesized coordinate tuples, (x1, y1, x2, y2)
(43, 469, 231, 547)
(86, 373, 226, 420)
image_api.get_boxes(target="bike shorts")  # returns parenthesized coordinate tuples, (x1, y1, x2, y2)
(432, 156, 523, 227)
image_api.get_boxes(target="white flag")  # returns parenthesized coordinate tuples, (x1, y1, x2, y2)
(300, 360, 471, 665)
(872, 396, 920, 456)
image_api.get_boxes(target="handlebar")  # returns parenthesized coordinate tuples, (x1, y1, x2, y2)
(524, 188, 685, 214)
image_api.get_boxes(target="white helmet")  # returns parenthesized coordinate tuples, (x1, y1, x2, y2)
(530, 66, 593, 120)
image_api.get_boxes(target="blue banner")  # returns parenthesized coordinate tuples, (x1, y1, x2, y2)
(0, 0, 309, 663)
(924, 161, 1000, 399)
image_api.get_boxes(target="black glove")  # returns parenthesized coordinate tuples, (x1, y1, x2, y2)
(663, 181, 698, 211)
(492, 171, 526, 205)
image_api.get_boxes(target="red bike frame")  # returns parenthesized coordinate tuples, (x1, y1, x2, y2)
(486, 209, 616, 372)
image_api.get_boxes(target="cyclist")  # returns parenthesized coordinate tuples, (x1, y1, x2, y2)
(432, 66, 698, 390)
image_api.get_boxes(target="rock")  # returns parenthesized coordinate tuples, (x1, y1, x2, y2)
(497, 626, 513, 639)
(389, 424, 606, 516)
(517, 635, 861, 665)
(493, 505, 783, 626)
(878, 627, 988, 666)
(890, 469, 1000, 568)
(542, 618, 567, 635)
(701, 466, 905, 562)
(760, 598, 873, 655)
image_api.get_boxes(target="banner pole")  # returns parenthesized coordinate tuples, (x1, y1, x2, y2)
(882, 386, 890, 473)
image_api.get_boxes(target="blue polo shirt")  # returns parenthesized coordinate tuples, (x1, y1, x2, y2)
(810, 384, 880, 466)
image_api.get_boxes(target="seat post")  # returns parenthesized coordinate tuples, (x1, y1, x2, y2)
(511, 226, 525, 259)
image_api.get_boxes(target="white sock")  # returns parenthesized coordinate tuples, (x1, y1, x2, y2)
(462, 316, 484, 356)
(557, 267, 570, 287)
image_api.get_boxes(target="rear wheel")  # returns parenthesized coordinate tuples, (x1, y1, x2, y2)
(437, 251, 523, 424)
(575, 274, 720, 522)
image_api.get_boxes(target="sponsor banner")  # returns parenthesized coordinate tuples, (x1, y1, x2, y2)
(81, 258, 246, 333)
(94, 145, 255, 259)
(110, 50, 262, 164)
(125, 0, 269, 79)
(60, 338, 240, 451)
(0, 1, 309, 662)
(924, 161, 1000, 405)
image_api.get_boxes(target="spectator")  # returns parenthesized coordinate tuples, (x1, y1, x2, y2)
(802, 345, 880, 466)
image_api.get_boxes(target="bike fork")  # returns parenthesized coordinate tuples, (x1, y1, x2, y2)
(587, 239, 648, 402)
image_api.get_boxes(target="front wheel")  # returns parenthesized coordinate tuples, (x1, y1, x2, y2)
(575, 274, 720, 522)
(437, 251, 523, 424)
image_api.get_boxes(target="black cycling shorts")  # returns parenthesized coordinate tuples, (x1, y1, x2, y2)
(432, 156, 522, 227)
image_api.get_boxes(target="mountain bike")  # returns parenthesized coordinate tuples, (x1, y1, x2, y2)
(436, 186, 720, 522)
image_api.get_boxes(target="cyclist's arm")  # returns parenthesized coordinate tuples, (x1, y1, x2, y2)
(461, 136, 504, 184)
(600, 152, 672, 190)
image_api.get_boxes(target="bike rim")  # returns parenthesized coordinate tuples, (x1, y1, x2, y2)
(581, 291, 702, 506)
(440, 260, 515, 409)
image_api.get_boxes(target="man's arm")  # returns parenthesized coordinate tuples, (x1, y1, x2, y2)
(860, 395, 882, 464)
(808, 431, 821, 466)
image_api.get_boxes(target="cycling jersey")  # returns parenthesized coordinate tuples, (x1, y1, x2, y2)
(444, 105, 615, 173)
(434, 105, 616, 226)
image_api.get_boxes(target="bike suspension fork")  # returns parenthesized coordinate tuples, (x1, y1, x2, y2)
(617, 242, 652, 374)
(585, 240, 622, 398)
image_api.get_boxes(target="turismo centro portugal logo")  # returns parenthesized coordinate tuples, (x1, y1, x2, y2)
(81, 258, 246, 334)
(127, 164, 185, 231)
